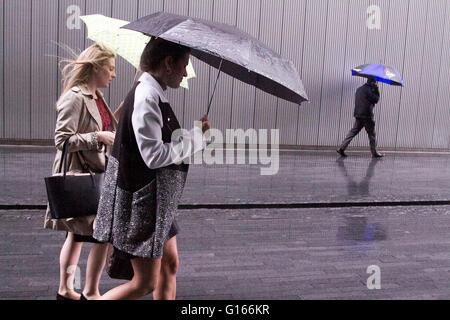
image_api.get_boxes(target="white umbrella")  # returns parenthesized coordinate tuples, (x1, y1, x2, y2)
(80, 14, 196, 89)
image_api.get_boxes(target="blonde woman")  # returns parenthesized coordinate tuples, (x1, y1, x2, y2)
(44, 43, 118, 300)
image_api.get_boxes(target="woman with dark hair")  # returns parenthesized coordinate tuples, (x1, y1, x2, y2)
(93, 37, 210, 300)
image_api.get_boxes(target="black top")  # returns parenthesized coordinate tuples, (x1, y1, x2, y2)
(112, 81, 188, 193)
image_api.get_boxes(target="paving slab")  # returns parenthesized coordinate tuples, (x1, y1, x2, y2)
(1, 205, 450, 300)
(2, 146, 450, 300)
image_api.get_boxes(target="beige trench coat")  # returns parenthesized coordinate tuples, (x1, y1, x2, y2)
(44, 85, 118, 235)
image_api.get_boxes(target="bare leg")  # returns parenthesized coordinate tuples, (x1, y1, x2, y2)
(100, 257, 161, 300)
(58, 232, 82, 300)
(82, 242, 110, 299)
(153, 237, 179, 300)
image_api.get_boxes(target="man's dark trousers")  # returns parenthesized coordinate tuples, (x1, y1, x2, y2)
(339, 117, 377, 155)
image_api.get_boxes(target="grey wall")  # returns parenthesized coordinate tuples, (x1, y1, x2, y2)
(1, 0, 449, 150)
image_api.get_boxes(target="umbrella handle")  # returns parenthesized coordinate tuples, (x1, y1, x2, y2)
(206, 59, 224, 116)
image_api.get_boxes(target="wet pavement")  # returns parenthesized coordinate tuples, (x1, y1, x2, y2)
(1, 146, 450, 300)
(1, 146, 450, 206)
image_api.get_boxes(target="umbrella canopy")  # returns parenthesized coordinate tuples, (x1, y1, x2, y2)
(122, 11, 308, 105)
(80, 14, 196, 89)
(352, 64, 404, 87)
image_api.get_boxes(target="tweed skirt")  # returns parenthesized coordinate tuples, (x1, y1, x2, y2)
(93, 156, 188, 259)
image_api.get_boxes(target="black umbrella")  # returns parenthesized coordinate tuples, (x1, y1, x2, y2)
(122, 11, 309, 115)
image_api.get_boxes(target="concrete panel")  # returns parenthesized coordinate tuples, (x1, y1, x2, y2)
(254, 0, 284, 131)
(108, 0, 139, 114)
(317, 0, 349, 147)
(297, 0, 329, 146)
(85, 0, 112, 106)
(377, 0, 409, 148)
(414, 0, 447, 148)
(57, 0, 86, 100)
(338, 0, 370, 149)
(396, 0, 428, 148)
(433, 0, 450, 149)
(31, 0, 59, 140)
(4, 0, 32, 139)
(2, 0, 449, 149)
(361, 0, 389, 149)
(230, 0, 260, 131)
(164, 0, 189, 126)
(139, 0, 163, 18)
(364, 0, 389, 64)
(0, 0, 3, 138)
(277, 0, 307, 145)
(182, 0, 213, 132)
(208, 0, 237, 134)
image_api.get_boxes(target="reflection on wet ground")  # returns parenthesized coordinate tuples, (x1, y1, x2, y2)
(337, 216, 387, 242)
(337, 215, 388, 258)
(335, 158, 380, 197)
(1, 146, 450, 205)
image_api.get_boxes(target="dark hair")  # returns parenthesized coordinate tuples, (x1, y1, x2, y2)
(367, 76, 376, 83)
(140, 37, 191, 72)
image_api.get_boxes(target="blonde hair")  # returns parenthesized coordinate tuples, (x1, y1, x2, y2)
(57, 43, 115, 104)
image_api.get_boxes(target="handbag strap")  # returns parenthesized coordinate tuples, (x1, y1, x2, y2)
(57, 140, 93, 176)
(55, 140, 98, 191)
(57, 140, 69, 176)
(76, 151, 92, 173)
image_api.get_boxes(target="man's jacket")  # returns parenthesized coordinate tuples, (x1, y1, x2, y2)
(353, 83, 380, 119)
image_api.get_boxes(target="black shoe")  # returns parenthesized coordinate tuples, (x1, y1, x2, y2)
(336, 149, 347, 157)
(56, 293, 77, 301)
(372, 152, 384, 158)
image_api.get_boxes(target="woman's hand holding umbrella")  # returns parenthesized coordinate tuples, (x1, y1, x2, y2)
(200, 114, 210, 134)
(196, 114, 211, 142)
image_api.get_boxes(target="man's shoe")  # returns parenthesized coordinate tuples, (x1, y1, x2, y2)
(372, 152, 384, 158)
(336, 149, 347, 157)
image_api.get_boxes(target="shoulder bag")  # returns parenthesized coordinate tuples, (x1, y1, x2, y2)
(45, 140, 105, 219)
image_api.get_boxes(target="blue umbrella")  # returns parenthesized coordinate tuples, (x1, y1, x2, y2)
(351, 64, 405, 87)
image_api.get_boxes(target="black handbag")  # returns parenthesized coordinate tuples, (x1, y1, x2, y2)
(106, 246, 134, 281)
(45, 140, 105, 219)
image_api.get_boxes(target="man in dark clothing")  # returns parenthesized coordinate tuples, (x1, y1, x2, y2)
(337, 77, 384, 158)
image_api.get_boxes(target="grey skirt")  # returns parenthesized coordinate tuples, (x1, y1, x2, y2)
(93, 156, 188, 259)
(113, 221, 179, 260)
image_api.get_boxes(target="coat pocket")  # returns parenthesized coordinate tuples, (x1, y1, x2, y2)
(128, 180, 157, 242)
